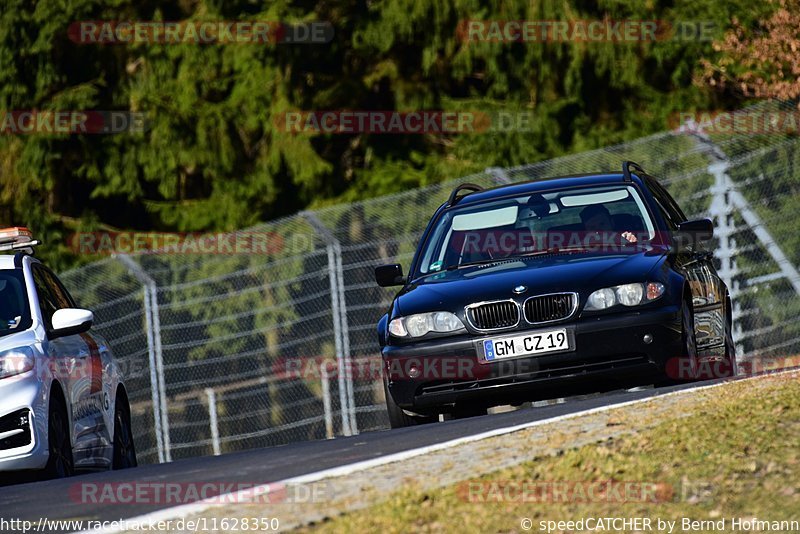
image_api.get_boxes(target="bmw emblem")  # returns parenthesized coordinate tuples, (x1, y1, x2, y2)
(513, 285, 527, 294)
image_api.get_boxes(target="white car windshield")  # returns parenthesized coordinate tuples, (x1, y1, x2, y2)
(0, 270, 32, 336)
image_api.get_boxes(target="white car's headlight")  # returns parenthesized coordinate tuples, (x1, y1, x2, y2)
(389, 312, 465, 338)
(0, 347, 35, 379)
(585, 282, 664, 310)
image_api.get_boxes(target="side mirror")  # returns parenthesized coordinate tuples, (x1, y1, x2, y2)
(50, 308, 94, 339)
(674, 218, 714, 250)
(375, 264, 405, 287)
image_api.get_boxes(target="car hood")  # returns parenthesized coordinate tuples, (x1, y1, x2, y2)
(0, 330, 39, 353)
(394, 249, 668, 316)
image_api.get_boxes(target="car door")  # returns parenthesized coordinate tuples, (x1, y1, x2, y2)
(32, 265, 109, 466)
(46, 268, 114, 460)
(646, 178, 726, 352)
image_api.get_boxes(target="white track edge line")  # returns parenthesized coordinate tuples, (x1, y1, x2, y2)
(75, 369, 799, 534)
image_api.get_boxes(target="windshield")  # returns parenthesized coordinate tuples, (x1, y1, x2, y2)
(416, 185, 656, 275)
(0, 270, 32, 337)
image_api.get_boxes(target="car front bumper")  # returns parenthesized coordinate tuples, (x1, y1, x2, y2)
(383, 304, 682, 414)
(0, 371, 49, 471)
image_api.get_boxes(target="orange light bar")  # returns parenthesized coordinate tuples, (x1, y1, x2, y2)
(0, 227, 33, 244)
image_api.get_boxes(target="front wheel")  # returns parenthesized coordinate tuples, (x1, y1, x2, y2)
(384, 379, 436, 429)
(44, 395, 74, 479)
(725, 297, 739, 376)
(112, 395, 138, 469)
(693, 295, 738, 380)
(658, 299, 698, 386)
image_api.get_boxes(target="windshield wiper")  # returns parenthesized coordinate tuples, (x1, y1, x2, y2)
(512, 246, 589, 258)
(443, 247, 591, 271)
(444, 258, 506, 271)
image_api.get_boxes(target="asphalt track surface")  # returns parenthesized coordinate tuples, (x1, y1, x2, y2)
(0, 375, 774, 532)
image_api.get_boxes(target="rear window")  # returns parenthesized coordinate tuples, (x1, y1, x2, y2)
(0, 270, 32, 336)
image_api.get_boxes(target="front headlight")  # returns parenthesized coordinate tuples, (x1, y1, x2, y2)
(616, 283, 644, 306)
(389, 312, 465, 338)
(587, 287, 616, 310)
(585, 282, 665, 311)
(0, 347, 35, 379)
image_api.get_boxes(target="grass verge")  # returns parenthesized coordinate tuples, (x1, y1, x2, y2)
(305, 374, 800, 533)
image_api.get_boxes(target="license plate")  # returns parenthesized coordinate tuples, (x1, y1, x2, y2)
(482, 329, 570, 361)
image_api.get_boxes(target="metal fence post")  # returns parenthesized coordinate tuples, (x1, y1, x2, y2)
(149, 286, 171, 461)
(116, 254, 172, 462)
(333, 241, 357, 434)
(302, 211, 354, 436)
(326, 243, 352, 436)
(320, 362, 334, 439)
(205, 388, 221, 456)
(139, 284, 164, 463)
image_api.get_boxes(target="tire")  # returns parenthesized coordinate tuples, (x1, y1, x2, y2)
(681, 298, 700, 381)
(693, 296, 737, 380)
(720, 294, 738, 378)
(384, 379, 436, 429)
(658, 298, 698, 386)
(44, 394, 74, 479)
(112, 395, 137, 469)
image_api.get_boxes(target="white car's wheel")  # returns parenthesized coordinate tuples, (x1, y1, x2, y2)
(44, 393, 74, 479)
(112, 393, 137, 469)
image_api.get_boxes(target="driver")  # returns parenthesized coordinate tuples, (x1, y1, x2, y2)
(518, 194, 550, 253)
(0, 279, 22, 329)
(579, 204, 638, 245)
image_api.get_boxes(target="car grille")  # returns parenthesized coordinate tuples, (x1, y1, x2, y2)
(466, 300, 519, 330)
(524, 293, 576, 324)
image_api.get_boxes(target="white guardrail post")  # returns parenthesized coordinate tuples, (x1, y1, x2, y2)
(333, 240, 357, 435)
(320, 362, 334, 439)
(301, 211, 356, 436)
(116, 254, 172, 462)
(205, 387, 222, 455)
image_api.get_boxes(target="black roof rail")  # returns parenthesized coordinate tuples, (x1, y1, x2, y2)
(622, 161, 646, 182)
(13, 251, 31, 268)
(447, 182, 484, 206)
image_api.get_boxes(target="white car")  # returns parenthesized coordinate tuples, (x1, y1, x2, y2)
(0, 228, 136, 478)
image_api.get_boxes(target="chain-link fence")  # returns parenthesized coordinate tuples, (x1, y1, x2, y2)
(60, 101, 800, 464)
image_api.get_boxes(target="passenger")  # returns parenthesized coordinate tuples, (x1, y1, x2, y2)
(579, 204, 638, 245)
